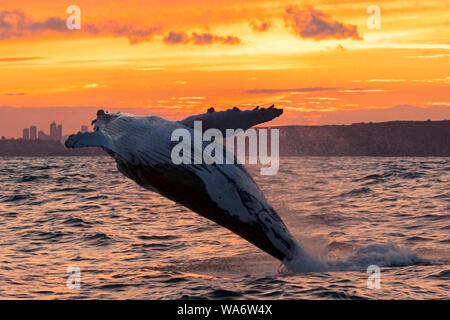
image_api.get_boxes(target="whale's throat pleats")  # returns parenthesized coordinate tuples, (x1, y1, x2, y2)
(113, 154, 293, 261)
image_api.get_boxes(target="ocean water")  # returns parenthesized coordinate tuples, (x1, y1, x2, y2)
(0, 156, 448, 299)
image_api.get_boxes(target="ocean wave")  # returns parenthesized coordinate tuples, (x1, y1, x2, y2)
(339, 187, 372, 197)
(356, 170, 425, 185)
(17, 174, 50, 183)
(83, 232, 113, 245)
(20, 230, 70, 242)
(62, 217, 96, 228)
(1, 194, 34, 203)
(426, 269, 450, 279)
(137, 235, 179, 241)
(208, 289, 243, 299)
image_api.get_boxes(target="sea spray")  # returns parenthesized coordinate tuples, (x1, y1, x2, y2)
(283, 245, 328, 273)
(281, 241, 424, 273)
(328, 242, 424, 271)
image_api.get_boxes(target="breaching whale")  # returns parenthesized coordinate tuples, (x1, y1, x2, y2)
(65, 106, 305, 268)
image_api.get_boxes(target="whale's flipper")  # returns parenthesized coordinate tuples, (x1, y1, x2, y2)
(179, 105, 282, 135)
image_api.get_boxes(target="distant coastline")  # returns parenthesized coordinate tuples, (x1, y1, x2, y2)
(1, 120, 449, 157)
(277, 120, 450, 157)
(0, 139, 106, 157)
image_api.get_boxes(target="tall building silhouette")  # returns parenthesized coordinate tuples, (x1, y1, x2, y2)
(48, 122, 62, 141)
(50, 122, 57, 140)
(57, 124, 62, 140)
(22, 128, 30, 140)
(30, 126, 37, 140)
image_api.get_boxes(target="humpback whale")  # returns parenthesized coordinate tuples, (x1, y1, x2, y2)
(65, 106, 307, 269)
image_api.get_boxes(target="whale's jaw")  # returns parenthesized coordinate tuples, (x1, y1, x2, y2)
(114, 155, 298, 262)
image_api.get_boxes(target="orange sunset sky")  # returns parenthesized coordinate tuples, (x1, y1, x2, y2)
(0, 0, 449, 137)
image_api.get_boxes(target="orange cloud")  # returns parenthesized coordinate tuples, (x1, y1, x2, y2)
(4, 92, 26, 96)
(164, 31, 240, 45)
(0, 57, 42, 62)
(285, 6, 361, 41)
(192, 32, 240, 45)
(0, 10, 241, 45)
(0, 10, 162, 44)
(250, 20, 271, 32)
(245, 87, 337, 94)
(163, 31, 190, 44)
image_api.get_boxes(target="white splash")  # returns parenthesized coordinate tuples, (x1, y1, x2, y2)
(282, 241, 424, 273)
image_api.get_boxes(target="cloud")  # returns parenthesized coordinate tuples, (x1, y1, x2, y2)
(83, 83, 98, 89)
(250, 20, 271, 32)
(427, 102, 450, 107)
(191, 32, 218, 44)
(178, 96, 205, 100)
(164, 31, 240, 45)
(0, 10, 240, 46)
(366, 79, 406, 83)
(0, 11, 27, 39)
(192, 32, 240, 45)
(3, 92, 25, 96)
(285, 6, 362, 41)
(135, 67, 165, 71)
(338, 88, 387, 93)
(163, 31, 190, 44)
(0, 57, 42, 62)
(221, 35, 241, 45)
(0, 10, 162, 44)
(408, 53, 450, 59)
(0, 11, 70, 39)
(244, 87, 337, 94)
(102, 23, 162, 44)
(28, 17, 66, 32)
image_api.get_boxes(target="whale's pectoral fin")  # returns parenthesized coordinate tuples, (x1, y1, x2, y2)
(65, 131, 113, 150)
(178, 105, 282, 136)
